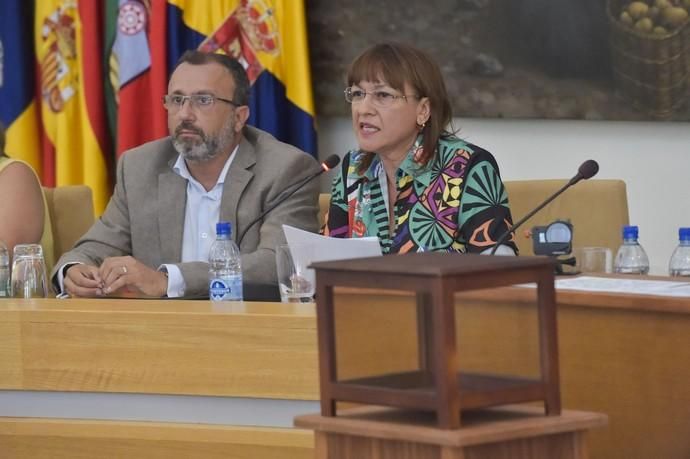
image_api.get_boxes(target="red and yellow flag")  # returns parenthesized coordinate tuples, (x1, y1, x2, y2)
(168, 0, 318, 157)
(34, 1, 111, 214)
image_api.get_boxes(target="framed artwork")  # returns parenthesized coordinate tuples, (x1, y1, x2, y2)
(308, 0, 690, 121)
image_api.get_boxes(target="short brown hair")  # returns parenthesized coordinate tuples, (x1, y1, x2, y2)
(347, 42, 454, 166)
(175, 50, 251, 106)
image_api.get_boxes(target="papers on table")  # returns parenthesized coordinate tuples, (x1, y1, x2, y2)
(519, 276, 690, 297)
(282, 225, 382, 287)
(555, 276, 690, 297)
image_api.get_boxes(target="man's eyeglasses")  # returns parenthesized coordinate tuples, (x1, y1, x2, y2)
(344, 87, 418, 108)
(162, 94, 241, 111)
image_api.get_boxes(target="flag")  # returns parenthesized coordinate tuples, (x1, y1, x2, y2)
(167, 0, 318, 157)
(2, 1, 318, 218)
(0, 1, 42, 176)
(34, 1, 111, 213)
(105, 0, 168, 157)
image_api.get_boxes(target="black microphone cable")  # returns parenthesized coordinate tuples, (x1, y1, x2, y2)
(489, 160, 600, 255)
(236, 154, 340, 246)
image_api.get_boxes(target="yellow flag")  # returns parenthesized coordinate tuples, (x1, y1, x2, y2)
(35, 1, 110, 214)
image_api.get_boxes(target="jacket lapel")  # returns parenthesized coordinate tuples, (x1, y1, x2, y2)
(158, 162, 187, 263)
(221, 136, 255, 242)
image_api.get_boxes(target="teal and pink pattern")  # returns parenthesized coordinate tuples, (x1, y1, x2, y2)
(323, 136, 517, 255)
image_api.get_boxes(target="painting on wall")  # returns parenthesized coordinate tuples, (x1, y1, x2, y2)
(307, 0, 690, 121)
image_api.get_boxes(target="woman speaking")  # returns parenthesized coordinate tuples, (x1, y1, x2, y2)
(323, 42, 517, 256)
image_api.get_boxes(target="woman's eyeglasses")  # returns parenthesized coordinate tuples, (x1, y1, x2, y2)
(344, 87, 418, 108)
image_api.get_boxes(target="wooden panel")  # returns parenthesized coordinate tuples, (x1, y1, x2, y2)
(321, 433, 583, 459)
(325, 433, 440, 459)
(454, 291, 690, 459)
(456, 279, 690, 314)
(298, 405, 604, 459)
(0, 297, 423, 398)
(334, 291, 418, 379)
(0, 310, 21, 388)
(0, 299, 318, 399)
(463, 432, 581, 459)
(0, 417, 312, 459)
(21, 317, 315, 398)
(296, 405, 606, 447)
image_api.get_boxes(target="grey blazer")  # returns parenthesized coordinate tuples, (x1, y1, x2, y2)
(53, 126, 320, 297)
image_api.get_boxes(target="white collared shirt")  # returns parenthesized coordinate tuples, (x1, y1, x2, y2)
(160, 147, 238, 297)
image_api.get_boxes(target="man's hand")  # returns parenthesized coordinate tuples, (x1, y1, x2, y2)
(64, 264, 104, 298)
(99, 256, 168, 298)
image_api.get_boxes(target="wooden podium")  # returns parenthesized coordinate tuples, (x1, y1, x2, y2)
(311, 253, 560, 429)
(295, 404, 607, 459)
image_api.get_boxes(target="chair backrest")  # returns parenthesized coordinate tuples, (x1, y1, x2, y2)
(504, 179, 630, 256)
(43, 185, 95, 262)
(318, 193, 330, 228)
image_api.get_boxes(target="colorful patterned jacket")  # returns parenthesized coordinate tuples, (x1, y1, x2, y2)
(323, 136, 518, 255)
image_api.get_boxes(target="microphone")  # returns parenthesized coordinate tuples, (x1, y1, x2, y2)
(567, 159, 599, 186)
(489, 159, 599, 255)
(236, 154, 340, 246)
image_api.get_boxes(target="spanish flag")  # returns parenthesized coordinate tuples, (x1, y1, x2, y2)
(166, 0, 318, 157)
(34, 1, 111, 213)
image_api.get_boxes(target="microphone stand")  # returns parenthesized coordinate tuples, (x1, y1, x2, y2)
(236, 159, 339, 246)
(489, 179, 579, 256)
(554, 256, 577, 275)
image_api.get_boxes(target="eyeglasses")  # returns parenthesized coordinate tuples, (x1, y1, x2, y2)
(344, 86, 418, 108)
(162, 94, 240, 111)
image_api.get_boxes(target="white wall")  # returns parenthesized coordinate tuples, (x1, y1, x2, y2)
(317, 116, 690, 275)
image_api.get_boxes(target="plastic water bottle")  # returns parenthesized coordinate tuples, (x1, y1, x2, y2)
(614, 225, 650, 275)
(208, 221, 243, 301)
(0, 240, 9, 297)
(669, 227, 690, 277)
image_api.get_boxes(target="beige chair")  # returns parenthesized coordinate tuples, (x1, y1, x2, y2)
(504, 179, 630, 256)
(43, 185, 95, 263)
(318, 193, 331, 228)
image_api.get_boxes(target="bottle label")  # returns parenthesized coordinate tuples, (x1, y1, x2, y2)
(210, 279, 229, 300)
(209, 275, 243, 301)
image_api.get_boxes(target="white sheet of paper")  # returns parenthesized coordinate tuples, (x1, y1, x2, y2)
(282, 225, 383, 287)
(555, 276, 690, 297)
(518, 276, 690, 297)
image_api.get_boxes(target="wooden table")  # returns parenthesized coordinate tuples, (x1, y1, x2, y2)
(295, 404, 607, 459)
(1, 278, 690, 458)
(312, 253, 560, 428)
(0, 298, 318, 459)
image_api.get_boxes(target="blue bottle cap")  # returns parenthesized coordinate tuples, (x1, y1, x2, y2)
(679, 227, 690, 241)
(216, 221, 232, 236)
(622, 225, 638, 240)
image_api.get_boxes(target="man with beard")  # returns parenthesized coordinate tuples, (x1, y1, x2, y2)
(52, 51, 319, 298)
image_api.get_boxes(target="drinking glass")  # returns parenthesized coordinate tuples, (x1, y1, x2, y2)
(574, 246, 612, 274)
(11, 244, 48, 298)
(275, 244, 314, 303)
